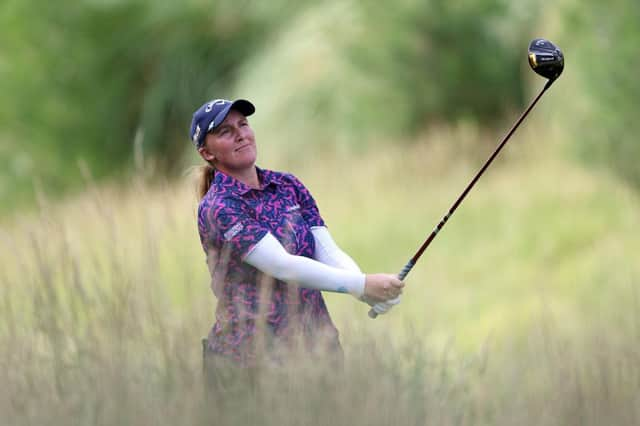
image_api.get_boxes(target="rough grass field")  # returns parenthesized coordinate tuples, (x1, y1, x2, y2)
(2, 129, 639, 425)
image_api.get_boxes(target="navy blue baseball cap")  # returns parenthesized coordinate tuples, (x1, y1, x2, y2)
(189, 99, 255, 148)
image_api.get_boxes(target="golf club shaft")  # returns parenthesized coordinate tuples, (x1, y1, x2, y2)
(369, 79, 555, 319)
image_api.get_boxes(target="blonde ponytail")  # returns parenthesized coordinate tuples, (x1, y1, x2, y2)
(198, 163, 216, 199)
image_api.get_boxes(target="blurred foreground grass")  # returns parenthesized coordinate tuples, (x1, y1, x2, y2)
(1, 128, 640, 425)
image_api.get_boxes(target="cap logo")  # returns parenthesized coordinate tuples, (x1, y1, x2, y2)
(205, 99, 227, 112)
(192, 124, 201, 144)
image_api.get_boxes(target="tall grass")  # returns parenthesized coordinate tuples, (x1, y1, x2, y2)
(2, 133, 640, 425)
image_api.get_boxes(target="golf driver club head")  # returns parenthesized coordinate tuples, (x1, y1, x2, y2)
(528, 38, 564, 81)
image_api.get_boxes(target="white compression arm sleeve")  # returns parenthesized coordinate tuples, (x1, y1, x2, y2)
(244, 233, 366, 298)
(311, 227, 401, 314)
(310, 226, 361, 272)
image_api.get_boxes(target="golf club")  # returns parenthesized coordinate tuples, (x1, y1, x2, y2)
(369, 38, 564, 319)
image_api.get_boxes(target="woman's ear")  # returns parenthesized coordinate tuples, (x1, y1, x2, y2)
(198, 146, 216, 162)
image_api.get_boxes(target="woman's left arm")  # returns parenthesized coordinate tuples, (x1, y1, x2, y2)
(293, 174, 400, 313)
(288, 174, 360, 271)
(311, 226, 400, 313)
(310, 226, 361, 272)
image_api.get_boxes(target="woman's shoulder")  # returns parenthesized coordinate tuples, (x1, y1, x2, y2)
(197, 189, 245, 218)
(261, 168, 304, 187)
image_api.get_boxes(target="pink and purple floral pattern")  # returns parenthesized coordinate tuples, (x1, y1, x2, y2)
(198, 167, 341, 365)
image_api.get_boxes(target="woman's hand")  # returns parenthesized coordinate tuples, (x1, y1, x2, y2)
(363, 274, 404, 303)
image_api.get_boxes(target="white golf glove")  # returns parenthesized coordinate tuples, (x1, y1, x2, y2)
(363, 296, 401, 315)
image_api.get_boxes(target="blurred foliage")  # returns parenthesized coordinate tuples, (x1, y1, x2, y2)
(344, 0, 532, 135)
(3, 0, 640, 214)
(235, 0, 536, 159)
(0, 0, 309, 212)
(564, 0, 640, 188)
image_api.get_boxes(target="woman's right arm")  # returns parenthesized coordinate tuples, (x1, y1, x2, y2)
(244, 233, 403, 303)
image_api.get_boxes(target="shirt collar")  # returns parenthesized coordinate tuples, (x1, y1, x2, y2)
(258, 167, 284, 188)
(213, 167, 283, 195)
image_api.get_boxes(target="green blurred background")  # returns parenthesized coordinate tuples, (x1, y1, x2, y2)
(1, 1, 640, 423)
(2, 0, 639, 212)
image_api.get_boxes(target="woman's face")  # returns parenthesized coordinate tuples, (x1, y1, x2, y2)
(198, 109, 257, 173)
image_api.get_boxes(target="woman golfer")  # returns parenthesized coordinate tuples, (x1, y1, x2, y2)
(191, 99, 403, 382)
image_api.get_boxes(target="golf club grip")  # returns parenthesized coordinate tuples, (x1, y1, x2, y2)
(368, 259, 415, 319)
